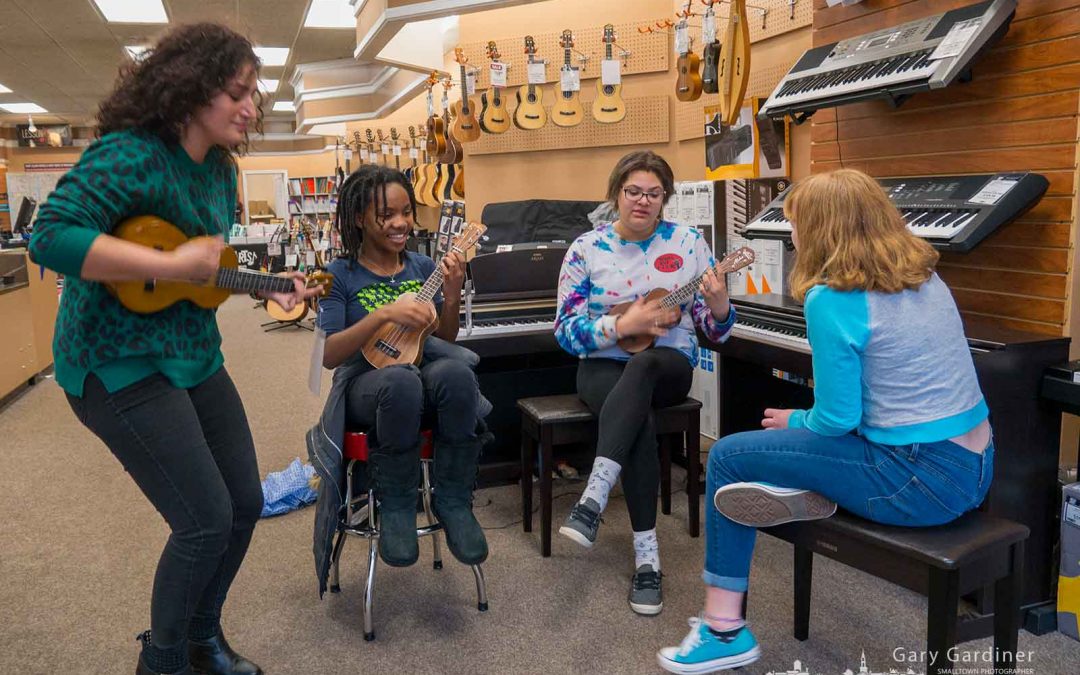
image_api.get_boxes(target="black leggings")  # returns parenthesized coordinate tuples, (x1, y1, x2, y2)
(577, 348, 693, 531)
(66, 369, 263, 651)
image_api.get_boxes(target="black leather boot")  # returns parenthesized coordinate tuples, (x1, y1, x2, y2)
(370, 441, 421, 567)
(432, 438, 488, 565)
(188, 631, 263, 675)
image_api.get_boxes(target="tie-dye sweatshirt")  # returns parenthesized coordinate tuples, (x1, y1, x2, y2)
(555, 221, 735, 364)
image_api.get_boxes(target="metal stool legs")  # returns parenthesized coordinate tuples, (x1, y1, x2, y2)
(472, 564, 489, 611)
(420, 459, 443, 569)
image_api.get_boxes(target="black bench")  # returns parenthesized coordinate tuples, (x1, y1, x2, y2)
(518, 394, 702, 557)
(763, 510, 1029, 675)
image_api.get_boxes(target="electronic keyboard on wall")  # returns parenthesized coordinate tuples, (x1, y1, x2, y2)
(739, 172, 1049, 253)
(759, 0, 1016, 122)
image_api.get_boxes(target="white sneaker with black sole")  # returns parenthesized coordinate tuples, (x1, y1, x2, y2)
(713, 482, 836, 528)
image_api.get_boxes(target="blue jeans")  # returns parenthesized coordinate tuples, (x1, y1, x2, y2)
(703, 428, 994, 591)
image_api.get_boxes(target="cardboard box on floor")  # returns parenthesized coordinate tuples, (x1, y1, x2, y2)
(1059, 482, 1080, 641)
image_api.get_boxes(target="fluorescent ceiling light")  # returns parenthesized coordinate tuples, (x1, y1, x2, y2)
(0, 103, 47, 114)
(92, 0, 168, 24)
(273, 101, 295, 112)
(254, 47, 290, 67)
(124, 45, 149, 60)
(259, 79, 280, 92)
(304, 1, 356, 29)
(0, 83, 11, 93)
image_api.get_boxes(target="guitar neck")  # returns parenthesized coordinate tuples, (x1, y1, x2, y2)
(415, 264, 445, 304)
(215, 267, 295, 295)
(459, 65, 469, 109)
(659, 263, 731, 309)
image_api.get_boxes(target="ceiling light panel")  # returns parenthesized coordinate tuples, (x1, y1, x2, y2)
(0, 103, 48, 114)
(272, 101, 295, 112)
(92, 0, 168, 24)
(254, 47, 290, 67)
(259, 79, 280, 93)
(0, 83, 11, 93)
(304, 1, 356, 29)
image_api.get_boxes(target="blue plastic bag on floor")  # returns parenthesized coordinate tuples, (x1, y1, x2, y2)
(260, 458, 317, 518)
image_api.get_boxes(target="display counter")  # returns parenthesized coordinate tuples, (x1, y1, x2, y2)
(0, 251, 58, 400)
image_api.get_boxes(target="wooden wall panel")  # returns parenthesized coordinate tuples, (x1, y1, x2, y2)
(810, 0, 1080, 335)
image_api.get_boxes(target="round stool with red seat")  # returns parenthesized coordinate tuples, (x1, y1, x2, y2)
(328, 428, 488, 641)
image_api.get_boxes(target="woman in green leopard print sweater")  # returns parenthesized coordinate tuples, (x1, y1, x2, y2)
(29, 23, 317, 675)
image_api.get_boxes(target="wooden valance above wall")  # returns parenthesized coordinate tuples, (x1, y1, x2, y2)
(810, 0, 1080, 336)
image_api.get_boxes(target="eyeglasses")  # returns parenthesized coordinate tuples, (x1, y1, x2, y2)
(622, 186, 665, 203)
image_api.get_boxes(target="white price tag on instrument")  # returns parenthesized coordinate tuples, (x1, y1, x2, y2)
(344, 148, 353, 161)
(601, 59, 621, 86)
(675, 24, 689, 56)
(267, 242, 281, 256)
(306, 251, 316, 267)
(930, 18, 982, 60)
(360, 148, 369, 161)
(409, 147, 419, 159)
(381, 143, 389, 155)
(465, 70, 477, 95)
(285, 253, 298, 267)
(489, 62, 507, 87)
(703, 14, 717, 43)
(392, 144, 401, 156)
(968, 177, 1018, 205)
(560, 67, 581, 92)
(527, 61, 546, 84)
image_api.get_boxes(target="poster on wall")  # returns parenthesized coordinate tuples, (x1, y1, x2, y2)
(16, 124, 73, 148)
(704, 97, 790, 180)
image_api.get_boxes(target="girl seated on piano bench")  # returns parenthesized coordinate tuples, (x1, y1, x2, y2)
(311, 165, 489, 573)
(555, 150, 736, 616)
(657, 168, 993, 674)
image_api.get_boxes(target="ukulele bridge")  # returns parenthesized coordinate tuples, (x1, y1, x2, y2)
(375, 340, 401, 358)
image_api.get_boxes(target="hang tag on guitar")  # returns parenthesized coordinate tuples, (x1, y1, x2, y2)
(409, 147, 419, 159)
(527, 61, 546, 84)
(703, 14, 717, 43)
(392, 144, 401, 156)
(308, 327, 326, 397)
(465, 70, 477, 95)
(675, 24, 689, 56)
(344, 148, 353, 161)
(381, 143, 389, 155)
(560, 67, 580, 92)
(267, 242, 282, 256)
(601, 59, 621, 86)
(306, 251, 316, 267)
(285, 253, 298, 267)
(360, 148, 369, 162)
(489, 62, 507, 87)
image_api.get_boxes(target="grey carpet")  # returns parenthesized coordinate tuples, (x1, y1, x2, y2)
(1, 297, 1076, 674)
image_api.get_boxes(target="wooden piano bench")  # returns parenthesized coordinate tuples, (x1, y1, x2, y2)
(517, 394, 702, 557)
(762, 510, 1029, 675)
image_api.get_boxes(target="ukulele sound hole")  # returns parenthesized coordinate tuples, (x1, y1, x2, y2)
(558, 110, 575, 116)
(375, 340, 401, 358)
(525, 114, 540, 120)
(601, 107, 618, 113)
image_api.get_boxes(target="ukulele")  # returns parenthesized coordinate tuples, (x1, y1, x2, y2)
(264, 218, 328, 322)
(551, 30, 584, 127)
(424, 72, 448, 158)
(479, 41, 511, 134)
(675, 3, 703, 102)
(701, 0, 722, 94)
(608, 246, 755, 354)
(438, 79, 464, 164)
(408, 126, 427, 201)
(592, 24, 626, 124)
(389, 127, 403, 171)
(365, 129, 378, 166)
(352, 131, 365, 167)
(109, 216, 333, 314)
(718, 0, 751, 125)
(362, 222, 487, 369)
(376, 129, 391, 166)
(514, 36, 547, 130)
(450, 48, 481, 142)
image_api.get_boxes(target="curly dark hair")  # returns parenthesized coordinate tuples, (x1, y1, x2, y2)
(334, 165, 419, 263)
(96, 23, 263, 154)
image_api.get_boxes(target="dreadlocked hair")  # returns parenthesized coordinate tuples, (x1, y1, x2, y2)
(334, 164, 419, 265)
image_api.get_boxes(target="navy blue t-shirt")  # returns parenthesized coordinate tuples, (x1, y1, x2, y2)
(318, 252, 443, 337)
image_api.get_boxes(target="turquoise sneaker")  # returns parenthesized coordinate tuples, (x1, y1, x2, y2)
(657, 617, 761, 674)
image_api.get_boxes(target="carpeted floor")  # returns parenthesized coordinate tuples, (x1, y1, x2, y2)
(1, 297, 1077, 674)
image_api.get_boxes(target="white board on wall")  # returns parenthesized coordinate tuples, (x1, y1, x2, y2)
(6, 172, 65, 225)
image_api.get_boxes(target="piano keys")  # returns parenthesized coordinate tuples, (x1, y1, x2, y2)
(760, 0, 1017, 122)
(739, 172, 1049, 253)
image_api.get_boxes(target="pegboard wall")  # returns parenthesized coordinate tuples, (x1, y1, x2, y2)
(466, 95, 670, 156)
(742, 0, 813, 43)
(674, 58, 796, 141)
(456, 21, 670, 90)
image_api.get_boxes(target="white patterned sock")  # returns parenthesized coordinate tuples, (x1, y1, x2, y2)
(580, 456, 621, 513)
(633, 528, 660, 571)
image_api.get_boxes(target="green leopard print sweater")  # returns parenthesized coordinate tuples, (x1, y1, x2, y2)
(29, 129, 237, 397)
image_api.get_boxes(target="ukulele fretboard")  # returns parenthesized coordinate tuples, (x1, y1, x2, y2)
(215, 267, 295, 295)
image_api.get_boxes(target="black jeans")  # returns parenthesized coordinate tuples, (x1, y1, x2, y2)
(66, 368, 263, 650)
(577, 348, 693, 531)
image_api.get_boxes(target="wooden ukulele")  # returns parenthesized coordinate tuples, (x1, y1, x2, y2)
(438, 78, 464, 164)
(479, 41, 511, 134)
(109, 216, 332, 314)
(675, 3, 703, 102)
(450, 48, 481, 142)
(362, 222, 487, 368)
(351, 130, 364, 167)
(424, 73, 447, 158)
(551, 30, 584, 127)
(718, 0, 751, 125)
(514, 36, 547, 130)
(608, 246, 755, 353)
(389, 127, 403, 171)
(365, 129, 378, 166)
(701, 0, 722, 94)
(408, 126, 428, 204)
(592, 24, 626, 124)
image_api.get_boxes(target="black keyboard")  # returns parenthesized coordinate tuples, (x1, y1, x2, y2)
(739, 172, 1049, 253)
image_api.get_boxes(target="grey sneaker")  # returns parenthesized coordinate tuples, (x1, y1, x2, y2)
(559, 497, 602, 548)
(714, 482, 837, 527)
(629, 564, 663, 615)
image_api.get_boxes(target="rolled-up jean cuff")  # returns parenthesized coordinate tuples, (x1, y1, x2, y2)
(702, 570, 748, 592)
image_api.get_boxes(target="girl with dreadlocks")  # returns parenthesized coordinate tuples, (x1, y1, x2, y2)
(314, 164, 488, 571)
